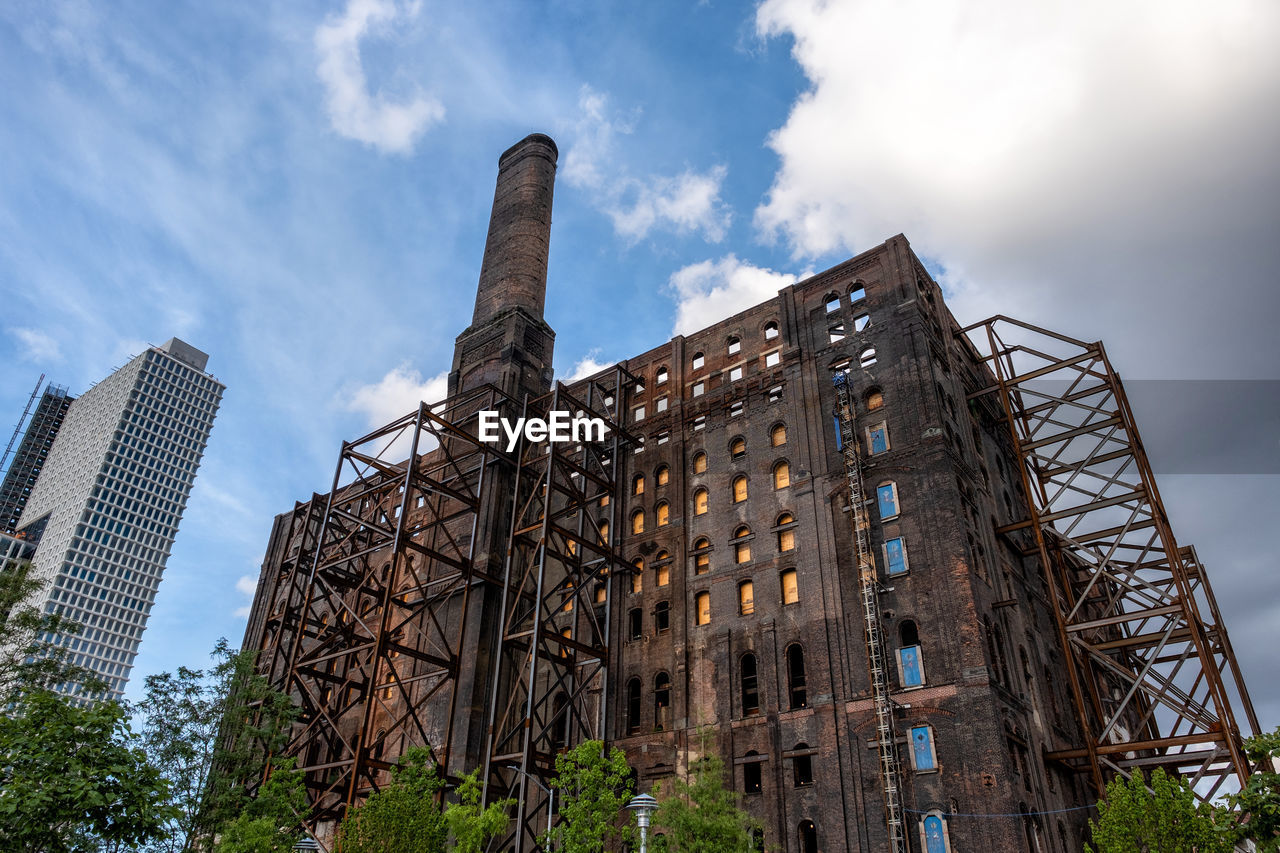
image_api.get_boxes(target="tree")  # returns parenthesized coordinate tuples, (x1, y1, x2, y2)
(213, 759, 307, 853)
(0, 555, 102, 699)
(1226, 727, 1280, 850)
(1086, 766, 1231, 853)
(138, 638, 297, 850)
(0, 688, 175, 852)
(651, 741, 758, 853)
(337, 747, 448, 853)
(545, 739, 635, 853)
(443, 769, 512, 853)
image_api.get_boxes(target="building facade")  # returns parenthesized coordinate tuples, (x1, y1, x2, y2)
(242, 134, 1255, 853)
(16, 338, 223, 701)
(0, 382, 74, 534)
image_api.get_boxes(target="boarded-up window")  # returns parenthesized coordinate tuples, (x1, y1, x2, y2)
(781, 569, 799, 605)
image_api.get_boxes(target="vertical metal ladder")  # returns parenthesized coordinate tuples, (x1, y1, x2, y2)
(833, 371, 907, 853)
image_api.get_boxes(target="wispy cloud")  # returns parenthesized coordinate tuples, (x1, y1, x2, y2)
(564, 86, 731, 243)
(346, 363, 449, 429)
(666, 255, 806, 337)
(315, 0, 444, 154)
(8, 328, 62, 363)
(233, 573, 256, 619)
(566, 350, 615, 381)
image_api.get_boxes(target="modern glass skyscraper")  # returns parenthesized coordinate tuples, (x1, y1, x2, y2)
(16, 338, 224, 701)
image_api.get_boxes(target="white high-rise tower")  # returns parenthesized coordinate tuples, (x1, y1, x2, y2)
(16, 338, 224, 701)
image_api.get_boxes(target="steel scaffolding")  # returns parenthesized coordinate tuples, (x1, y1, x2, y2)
(958, 316, 1261, 800)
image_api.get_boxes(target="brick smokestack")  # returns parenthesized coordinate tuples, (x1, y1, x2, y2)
(471, 133, 558, 325)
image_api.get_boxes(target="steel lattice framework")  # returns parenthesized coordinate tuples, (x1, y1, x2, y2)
(249, 371, 634, 849)
(483, 368, 637, 852)
(959, 316, 1261, 800)
(250, 383, 520, 825)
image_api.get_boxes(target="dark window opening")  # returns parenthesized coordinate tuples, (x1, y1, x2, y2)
(741, 653, 760, 715)
(744, 753, 762, 793)
(799, 820, 818, 853)
(793, 745, 814, 787)
(625, 678, 641, 735)
(787, 643, 808, 709)
(628, 608, 642, 641)
(655, 600, 670, 634)
(654, 672, 671, 732)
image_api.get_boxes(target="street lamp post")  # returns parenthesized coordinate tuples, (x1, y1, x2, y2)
(626, 793, 658, 853)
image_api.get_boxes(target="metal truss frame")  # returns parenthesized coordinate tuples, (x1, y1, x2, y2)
(249, 383, 519, 829)
(959, 316, 1260, 800)
(482, 367, 637, 853)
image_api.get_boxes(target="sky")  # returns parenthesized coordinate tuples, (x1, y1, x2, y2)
(1, 0, 1277, 730)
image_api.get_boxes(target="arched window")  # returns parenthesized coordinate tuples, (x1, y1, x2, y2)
(733, 526, 752, 564)
(655, 600, 670, 634)
(732, 475, 748, 503)
(860, 347, 877, 367)
(773, 461, 790, 490)
(633, 474, 645, 495)
(656, 501, 670, 526)
(753, 829, 765, 853)
(631, 510, 645, 535)
(799, 820, 818, 853)
(695, 591, 711, 625)
(771, 423, 787, 446)
(923, 813, 948, 853)
(786, 643, 807, 709)
(849, 283, 866, 303)
(599, 520, 609, 544)
(780, 568, 799, 605)
(744, 752, 762, 793)
(792, 743, 814, 787)
(730, 437, 746, 458)
(694, 487, 709, 515)
(656, 561, 670, 587)
(824, 293, 840, 313)
(728, 336, 741, 355)
(764, 321, 779, 340)
(738, 580, 754, 615)
(625, 678, 641, 735)
(898, 620, 924, 687)
(741, 653, 760, 715)
(777, 513, 796, 552)
(656, 465, 670, 486)
(628, 608, 642, 641)
(693, 452, 707, 474)
(654, 672, 671, 731)
(656, 366, 669, 384)
(631, 558, 644, 594)
(866, 387, 884, 410)
(551, 692, 568, 751)
(693, 537, 711, 574)
(692, 352, 705, 371)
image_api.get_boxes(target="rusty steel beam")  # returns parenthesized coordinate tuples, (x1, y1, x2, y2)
(482, 366, 637, 853)
(957, 315, 1261, 801)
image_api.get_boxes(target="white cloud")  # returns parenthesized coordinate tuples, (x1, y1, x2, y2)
(667, 255, 806, 337)
(566, 350, 614, 381)
(235, 574, 257, 596)
(347, 363, 449, 428)
(564, 87, 731, 243)
(753, 0, 1280, 372)
(315, 0, 444, 154)
(8, 327, 62, 362)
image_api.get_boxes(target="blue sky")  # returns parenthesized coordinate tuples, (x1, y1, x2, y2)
(1, 0, 1277, 726)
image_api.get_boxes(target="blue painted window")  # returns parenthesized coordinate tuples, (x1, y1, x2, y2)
(899, 646, 923, 687)
(869, 425, 889, 454)
(877, 483, 899, 519)
(911, 725, 936, 771)
(885, 537, 907, 575)
(924, 815, 946, 853)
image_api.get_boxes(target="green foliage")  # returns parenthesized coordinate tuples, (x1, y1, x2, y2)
(338, 747, 448, 853)
(1226, 726, 1280, 850)
(0, 688, 175, 852)
(444, 768, 512, 853)
(0, 556, 103, 699)
(138, 638, 298, 850)
(651, 742, 758, 853)
(1086, 766, 1231, 853)
(213, 759, 307, 853)
(545, 740, 635, 853)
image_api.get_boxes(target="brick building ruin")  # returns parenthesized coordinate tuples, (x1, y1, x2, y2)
(240, 133, 1260, 852)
